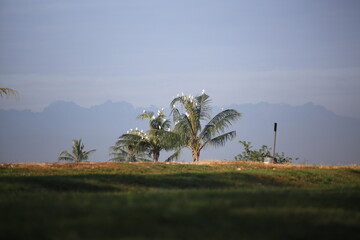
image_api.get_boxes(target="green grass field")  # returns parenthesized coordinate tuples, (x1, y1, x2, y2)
(1, 161, 359, 240)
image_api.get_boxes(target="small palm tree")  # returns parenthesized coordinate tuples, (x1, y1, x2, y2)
(112, 110, 180, 162)
(0, 88, 18, 98)
(58, 139, 96, 162)
(109, 137, 151, 162)
(136, 109, 180, 161)
(171, 91, 241, 162)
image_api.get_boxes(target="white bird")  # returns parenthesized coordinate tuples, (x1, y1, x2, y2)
(126, 131, 129, 134)
(202, 89, 205, 94)
(143, 110, 146, 113)
(135, 127, 138, 130)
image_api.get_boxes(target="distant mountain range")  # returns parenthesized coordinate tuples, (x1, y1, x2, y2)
(1, 101, 359, 165)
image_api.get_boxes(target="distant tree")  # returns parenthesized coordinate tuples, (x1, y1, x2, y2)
(58, 139, 96, 162)
(109, 136, 151, 162)
(170, 91, 241, 162)
(0, 88, 18, 98)
(111, 110, 180, 162)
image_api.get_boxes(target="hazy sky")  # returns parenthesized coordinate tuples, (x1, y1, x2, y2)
(1, 0, 360, 118)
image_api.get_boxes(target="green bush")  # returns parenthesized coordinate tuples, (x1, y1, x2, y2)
(234, 141, 298, 163)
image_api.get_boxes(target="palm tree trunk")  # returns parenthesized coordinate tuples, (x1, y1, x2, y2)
(192, 150, 200, 162)
(128, 152, 136, 162)
(152, 151, 160, 162)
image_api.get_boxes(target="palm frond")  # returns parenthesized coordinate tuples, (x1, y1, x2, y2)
(161, 119, 171, 131)
(109, 149, 151, 162)
(117, 134, 149, 153)
(165, 149, 182, 162)
(111, 131, 152, 161)
(201, 131, 237, 150)
(173, 114, 194, 138)
(57, 156, 75, 162)
(137, 111, 154, 120)
(57, 150, 74, 162)
(170, 107, 182, 124)
(0, 88, 18, 98)
(71, 139, 82, 160)
(153, 129, 184, 150)
(170, 96, 187, 110)
(109, 146, 128, 155)
(85, 149, 96, 155)
(201, 109, 241, 140)
(109, 155, 128, 162)
(195, 93, 212, 120)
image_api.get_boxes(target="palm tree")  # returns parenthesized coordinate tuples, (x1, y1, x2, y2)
(170, 91, 241, 162)
(137, 109, 179, 161)
(58, 139, 96, 162)
(109, 136, 151, 162)
(0, 88, 18, 98)
(112, 110, 180, 162)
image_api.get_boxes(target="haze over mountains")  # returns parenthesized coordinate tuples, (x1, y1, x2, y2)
(0, 100, 359, 165)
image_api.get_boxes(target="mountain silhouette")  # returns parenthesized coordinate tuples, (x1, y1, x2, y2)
(0, 101, 359, 165)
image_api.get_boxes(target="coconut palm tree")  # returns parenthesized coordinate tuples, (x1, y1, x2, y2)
(0, 88, 18, 98)
(170, 91, 241, 162)
(109, 136, 151, 162)
(112, 110, 180, 162)
(58, 139, 96, 162)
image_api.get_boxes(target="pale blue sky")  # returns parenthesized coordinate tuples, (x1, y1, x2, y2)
(1, 0, 360, 118)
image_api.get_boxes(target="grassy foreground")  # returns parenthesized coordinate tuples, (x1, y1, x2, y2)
(0, 161, 359, 240)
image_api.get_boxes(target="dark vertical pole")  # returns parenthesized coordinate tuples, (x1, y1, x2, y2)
(273, 122, 277, 158)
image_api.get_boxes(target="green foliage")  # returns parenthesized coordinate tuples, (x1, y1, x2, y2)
(171, 91, 241, 161)
(110, 91, 240, 162)
(58, 139, 96, 162)
(275, 151, 299, 164)
(0, 88, 18, 98)
(234, 141, 271, 161)
(235, 141, 298, 163)
(109, 139, 150, 162)
(110, 110, 181, 162)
